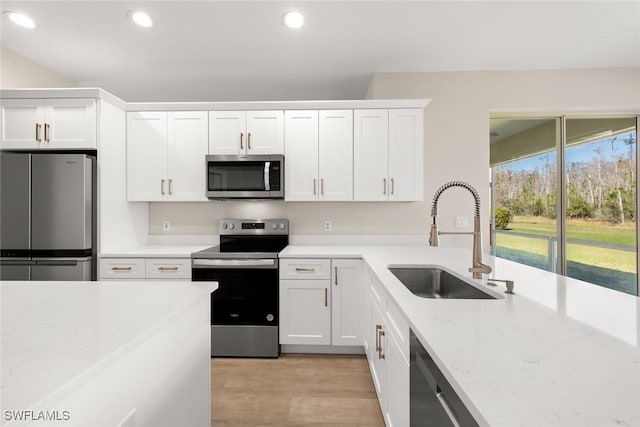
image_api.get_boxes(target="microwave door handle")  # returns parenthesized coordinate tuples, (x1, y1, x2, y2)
(264, 161, 270, 191)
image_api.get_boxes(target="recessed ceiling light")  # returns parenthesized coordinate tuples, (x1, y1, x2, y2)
(128, 10, 153, 28)
(282, 11, 304, 29)
(4, 11, 36, 29)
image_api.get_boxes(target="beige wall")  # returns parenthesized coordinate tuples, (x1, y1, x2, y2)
(1, 46, 75, 88)
(149, 68, 640, 246)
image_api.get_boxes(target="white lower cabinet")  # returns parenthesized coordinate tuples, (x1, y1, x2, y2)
(364, 264, 410, 427)
(99, 257, 191, 281)
(279, 258, 363, 347)
(279, 279, 331, 345)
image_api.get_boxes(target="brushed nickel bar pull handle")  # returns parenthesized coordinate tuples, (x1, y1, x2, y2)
(383, 178, 387, 195)
(248, 132, 252, 149)
(44, 123, 50, 142)
(313, 178, 317, 195)
(35, 123, 41, 142)
(391, 178, 395, 195)
(375, 324, 381, 352)
(168, 179, 173, 195)
(321, 178, 324, 195)
(324, 288, 328, 307)
(111, 266, 132, 272)
(295, 267, 315, 272)
(378, 330, 385, 359)
(158, 266, 179, 271)
(161, 179, 165, 195)
(334, 266, 338, 285)
(240, 132, 244, 150)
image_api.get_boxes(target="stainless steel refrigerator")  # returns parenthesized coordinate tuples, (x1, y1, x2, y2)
(0, 152, 95, 281)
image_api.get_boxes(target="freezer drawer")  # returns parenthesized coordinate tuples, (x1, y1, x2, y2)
(0, 259, 32, 280)
(31, 154, 92, 250)
(30, 257, 92, 281)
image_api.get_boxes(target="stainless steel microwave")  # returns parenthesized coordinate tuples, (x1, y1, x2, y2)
(206, 155, 284, 199)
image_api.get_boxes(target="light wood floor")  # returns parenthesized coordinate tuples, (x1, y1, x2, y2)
(211, 354, 385, 426)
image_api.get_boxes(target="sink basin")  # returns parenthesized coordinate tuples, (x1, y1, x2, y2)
(388, 266, 500, 300)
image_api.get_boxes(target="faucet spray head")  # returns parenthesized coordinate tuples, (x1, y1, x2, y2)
(429, 217, 439, 247)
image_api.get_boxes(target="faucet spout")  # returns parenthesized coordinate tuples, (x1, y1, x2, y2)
(429, 181, 492, 279)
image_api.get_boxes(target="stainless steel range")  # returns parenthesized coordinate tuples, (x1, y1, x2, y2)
(191, 219, 289, 358)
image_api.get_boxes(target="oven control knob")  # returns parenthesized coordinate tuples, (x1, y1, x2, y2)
(272, 223, 278, 229)
(229, 223, 235, 230)
(266, 313, 274, 322)
(279, 223, 285, 229)
(222, 223, 228, 230)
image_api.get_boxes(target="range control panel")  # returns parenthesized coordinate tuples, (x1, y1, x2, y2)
(219, 219, 289, 235)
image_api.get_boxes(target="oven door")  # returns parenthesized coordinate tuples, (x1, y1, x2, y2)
(192, 258, 279, 326)
(206, 155, 283, 199)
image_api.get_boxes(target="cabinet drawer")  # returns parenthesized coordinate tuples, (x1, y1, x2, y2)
(280, 258, 330, 280)
(100, 258, 145, 279)
(145, 258, 191, 280)
(369, 274, 386, 309)
(386, 299, 410, 365)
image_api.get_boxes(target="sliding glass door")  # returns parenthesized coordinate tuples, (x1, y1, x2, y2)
(490, 116, 639, 296)
(564, 118, 637, 294)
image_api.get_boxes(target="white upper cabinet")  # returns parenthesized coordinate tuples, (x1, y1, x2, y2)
(284, 110, 319, 201)
(208, 111, 245, 155)
(167, 112, 208, 201)
(127, 112, 168, 201)
(319, 110, 353, 201)
(285, 109, 353, 201)
(389, 109, 423, 201)
(209, 110, 284, 155)
(354, 109, 389, 201)
(1, 98, 96, 150)
(354, 108, 423, 201)
(127, 111, 208, 201)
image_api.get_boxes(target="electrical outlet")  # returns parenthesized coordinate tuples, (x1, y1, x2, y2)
(324, 221, 332, 232)
(162, 221, 170, 232)
(455, 216, 468, 228)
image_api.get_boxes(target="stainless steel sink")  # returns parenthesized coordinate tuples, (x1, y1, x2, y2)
(388, 266, 501, 300)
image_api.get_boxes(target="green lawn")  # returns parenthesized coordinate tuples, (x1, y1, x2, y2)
(495, 215, 637, 279)
(507, 215, 636, 246)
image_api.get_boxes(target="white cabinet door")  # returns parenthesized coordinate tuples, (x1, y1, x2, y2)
(45, 98, 96, 149)
(284, 110, 319, 201)
(246, 110, 284, 154)
(280, 279, 331, 345)
(331, 259, 364, 346)
(385, 333, 410, 427)
(0, 98, 96, 150)
(167, 111, 208, 201)
(389, 109, 423, 202)
(127, 112, 168, 201)
(0, 99, 45, 149)
(354, 109, 389, 201)
(368, 293, 387, 413)
(319, 110, 353, 201)
(209, 111, 246, 155)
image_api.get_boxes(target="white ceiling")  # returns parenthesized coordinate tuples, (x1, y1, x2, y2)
(2, 1, 639, 101)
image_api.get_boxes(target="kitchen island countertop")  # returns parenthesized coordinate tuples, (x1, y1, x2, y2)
(1, 280, 217, 425)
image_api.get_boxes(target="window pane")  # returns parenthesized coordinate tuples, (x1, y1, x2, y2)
(565, 118, 637, 295)
(490, 118, 559, 272)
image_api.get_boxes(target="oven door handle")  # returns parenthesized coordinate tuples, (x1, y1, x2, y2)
(264, 161, 271, 191)
(193, 259, 277, 268)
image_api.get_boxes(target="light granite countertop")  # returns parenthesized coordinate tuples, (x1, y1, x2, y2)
(1, 281, 217, 421)
(280, 245, 640, 427)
